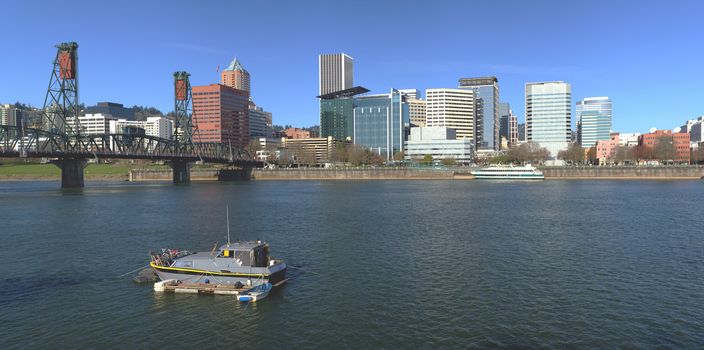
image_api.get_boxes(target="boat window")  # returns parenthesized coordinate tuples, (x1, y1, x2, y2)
(217, 250, 235, 258)
(254, 247, 267, 267)
(234, 250, 252, 266)
(172, 261, 193, 268)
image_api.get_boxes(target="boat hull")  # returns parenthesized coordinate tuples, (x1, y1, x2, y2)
(472, 174, 544, 180)
(151, 262, 287, 286)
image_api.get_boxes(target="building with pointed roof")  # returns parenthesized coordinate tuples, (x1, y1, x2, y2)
(221, 57, 251, 92)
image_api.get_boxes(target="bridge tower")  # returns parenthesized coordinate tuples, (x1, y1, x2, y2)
(44, 42, 86, 188)
(43, 42, 81, 136)
(171, 71, 195, 183)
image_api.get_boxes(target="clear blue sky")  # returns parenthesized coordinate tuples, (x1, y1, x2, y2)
(1, 0, 702, 132)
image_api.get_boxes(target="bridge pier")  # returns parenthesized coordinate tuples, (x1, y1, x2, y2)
(171, 160, 191, 184)
(52, 158, 87, 188)
(217, 167, 253, 181)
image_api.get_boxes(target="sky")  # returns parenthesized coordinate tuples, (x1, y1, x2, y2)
(1, 0, 703, 133)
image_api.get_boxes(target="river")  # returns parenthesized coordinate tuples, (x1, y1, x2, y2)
(0, 180, 702, 349)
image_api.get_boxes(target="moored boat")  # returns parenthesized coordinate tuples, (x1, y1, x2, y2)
(237, 282, 272, 302)
(149, 241, 287, 287)
(471, 163, 544, 180)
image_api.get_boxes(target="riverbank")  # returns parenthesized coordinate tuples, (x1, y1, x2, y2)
(0, 164, 130, 181)
(250, 167, 704, 180)
(2, 164, 703, 181)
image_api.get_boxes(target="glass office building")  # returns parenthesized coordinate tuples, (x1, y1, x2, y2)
(353, 89, 409, 161)
(458, 77, 499, 151)
(319, 86, 369, 141)
(525, 81, 572, 157)
(577, 97, 612, 148)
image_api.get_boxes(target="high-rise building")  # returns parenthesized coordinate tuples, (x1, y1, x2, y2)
(248, 103, 273, 138)
(509, 114, 518, 146)
(109, 116, 173, 139)
(319, 53, 353, 95)
(681, 116, 704, 142)
(425, 88, 475, 140)
(577, 97, 612, 148)
(518, 123, 526, 142)
(0, 104, 19, 126)
(192, 84, 250, 148)
(399, 89, 420, 100)
(407, 98, 427, 127)
(221, 58, 251, 93)
(525, 81, 572, 157)
(85, 102, 134, 120)
(458, 76, 499, 151)
(352, 89, 409, 161)
(319, 86, 369, 141)
(498, 102, 510, 148)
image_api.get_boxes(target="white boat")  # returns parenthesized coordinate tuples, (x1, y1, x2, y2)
(470, 163, 544, 180)
(237, 282, 272, 302)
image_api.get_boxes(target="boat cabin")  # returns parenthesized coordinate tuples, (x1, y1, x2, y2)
(216, 241, 270, 268)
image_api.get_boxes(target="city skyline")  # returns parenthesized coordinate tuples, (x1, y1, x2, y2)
(1, 0, 703, 133)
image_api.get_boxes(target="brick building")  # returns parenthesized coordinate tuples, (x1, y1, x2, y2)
(192, 84, 250, 148)
(637, 129, 690, 163)
(284, 127, 311, 139)
(591, 133, 620, 165)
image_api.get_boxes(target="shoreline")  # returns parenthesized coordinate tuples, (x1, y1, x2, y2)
(2, 164, 703, 182)
(2, 175, 702, 182)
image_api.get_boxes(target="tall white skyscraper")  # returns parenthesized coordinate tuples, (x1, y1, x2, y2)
(577, 97, 612, 148)
(525, 81, 571, 157)
(318, 53, 353, 95)
(426, 88, 475, 140)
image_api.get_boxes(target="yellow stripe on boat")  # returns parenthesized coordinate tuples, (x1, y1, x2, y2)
(149, 262, 270, 277)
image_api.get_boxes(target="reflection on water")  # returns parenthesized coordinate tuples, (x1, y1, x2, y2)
(0, 180, 702, 349)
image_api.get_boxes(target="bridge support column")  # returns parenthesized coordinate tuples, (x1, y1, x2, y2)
(171, 160, 191, 184)
(52, 158, 87, 188)
(217, 167, 252, 181)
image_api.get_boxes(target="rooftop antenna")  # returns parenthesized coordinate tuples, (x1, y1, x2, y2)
(226, 205, 231, 245)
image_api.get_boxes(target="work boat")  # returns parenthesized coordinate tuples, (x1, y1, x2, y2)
(150, 241, 287, 286)
(471, 163, 544, 180)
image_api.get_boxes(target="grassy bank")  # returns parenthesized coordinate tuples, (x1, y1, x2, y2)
(0, 163, 137, 180)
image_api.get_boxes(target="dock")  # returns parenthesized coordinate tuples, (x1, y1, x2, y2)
(153, 279, 288, 295)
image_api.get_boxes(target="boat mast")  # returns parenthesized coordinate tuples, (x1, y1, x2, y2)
(226, 205, 231, 245)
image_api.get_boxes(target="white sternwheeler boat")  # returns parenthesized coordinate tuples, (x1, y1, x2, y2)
(471, 163, 544, 180)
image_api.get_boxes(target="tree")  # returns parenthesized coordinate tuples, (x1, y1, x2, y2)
(330, 143, 349, 163)
(441, 157, 456, 166)
(489, 154, 510, 164)
(691, 148, 704, 164)
(507, 142, 550, 164)
(653, 136, 675, 163)
(557, 142, 585, 164)
(614, 146, 636, 165)
(393, 151, 405, 162)
(347, 145, 369, 166)
(245, 139, 261, 157)
(422, 154, 433, 165)
(131, 105, 165, 121)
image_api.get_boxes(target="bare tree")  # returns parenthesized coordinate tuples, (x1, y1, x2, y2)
(613, 146, 636, 165)
(558, 142, 585, 164)
(508, 142, 550, 164)
(653, 136, 675, 163)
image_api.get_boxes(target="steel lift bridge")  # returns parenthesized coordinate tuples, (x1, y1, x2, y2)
(0, 42, 262, 188)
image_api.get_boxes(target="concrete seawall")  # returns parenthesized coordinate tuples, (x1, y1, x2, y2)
(129, 169, 219, 181)
(252, 168, 457, 180)
(540, 166, 704, 179)
(128, 166, 704, 181)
